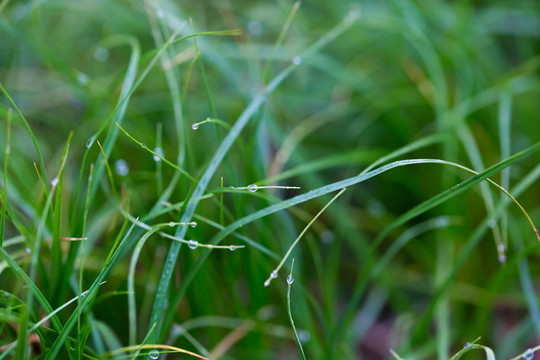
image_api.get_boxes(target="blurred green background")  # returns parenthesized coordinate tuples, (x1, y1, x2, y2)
(1, 0, 540, 359)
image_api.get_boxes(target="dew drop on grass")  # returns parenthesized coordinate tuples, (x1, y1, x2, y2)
(435, 217, 449, 228)
(51, 177, 59, 187)
(264, 279, 271, 287)
(524, 348, 534, 360)
(229, 245, 236, 251)
(270, 270, 278, 279)
(149, 349, 160, 359)
(298, 329, 311, 344)
(192, 122, 199, 130)
(86, 137, 95, 148)
(321, 230, 334, 244)
(188, 240, 198, 250)
(287, 274, 294, 285)
(26, 248, 31, 254)
(114, 159, 129, 176)
(190, 222, 197, 228)
(488, 219, 497, 228)
(293, 56, 302, 65)
(464, 342, 471, 348)
(140, 143, 147, 148)
(168, 222, 176, 227)
(94, 47, 109, 62)
(247, 20, 263, 36)
(498, 254, 506, 263)
(247, 184, 258, 192)
(77, 72, 89, 86)
(153, 147, 164, 162)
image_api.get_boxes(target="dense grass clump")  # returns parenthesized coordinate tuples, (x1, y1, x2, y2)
(2, 1, 540, 359)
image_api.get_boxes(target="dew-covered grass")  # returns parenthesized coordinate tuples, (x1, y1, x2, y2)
(1, 1, 540, 359)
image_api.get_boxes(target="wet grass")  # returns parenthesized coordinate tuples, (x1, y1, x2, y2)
(1, 1, 540, 359)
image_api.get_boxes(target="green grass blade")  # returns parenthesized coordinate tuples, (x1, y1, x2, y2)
(0, 108, 11, 248)
(0, 83, 48, 185)
(286, 260, 307, 360)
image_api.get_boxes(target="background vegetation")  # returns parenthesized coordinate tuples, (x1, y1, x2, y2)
(1, 0, 540, 359)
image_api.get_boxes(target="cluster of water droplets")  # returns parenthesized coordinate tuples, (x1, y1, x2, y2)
(497, 243, 506, 264)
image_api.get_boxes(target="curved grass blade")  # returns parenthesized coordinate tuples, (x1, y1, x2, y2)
(264, 188, 346, 287)
(287, 260, 307, 360)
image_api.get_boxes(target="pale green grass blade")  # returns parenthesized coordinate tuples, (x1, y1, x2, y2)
(286, 260, 307, 360)
(262, 1, 301, 84)
(0, 83, 48, 185)
(0, 108, 11, 248)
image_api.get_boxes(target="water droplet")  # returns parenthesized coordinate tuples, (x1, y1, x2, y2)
(94, 47, 109, 62)
(270, 270, 278, 279)
(298, 329, 311, 344)
(168, 222, 176, 227)
(464, 342, 472, 348)
(26, 247, 31, 254)
(153, 147, 164, 162)
(293, 56, 302, 65)
(86, 137, 95, 148)
(247, 184, 258, 192)
(140, 143, 147, 149)
(188, 240, 198, 250)
(191, 122, 199, 130)
(524, 348, 534, 360)
(436, 217, 449, 228)
(264, 279, 271, 287)
(3, 291, 11, 298)
(149, 349, 160, 359)
(229, 245, 237, 251)
(321, 231, 334, 244)
(497, 244, 505, 253)
(247, 20, 263, 36)
(488, 219, 497, 228)
(190, 222, 197, 228)
(498, 254, 507, 263)
(287, 274, 294, 285)
(77, 72, 89, 86)
(114, 159, 129, 177)
(51, 177, 59, 187)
